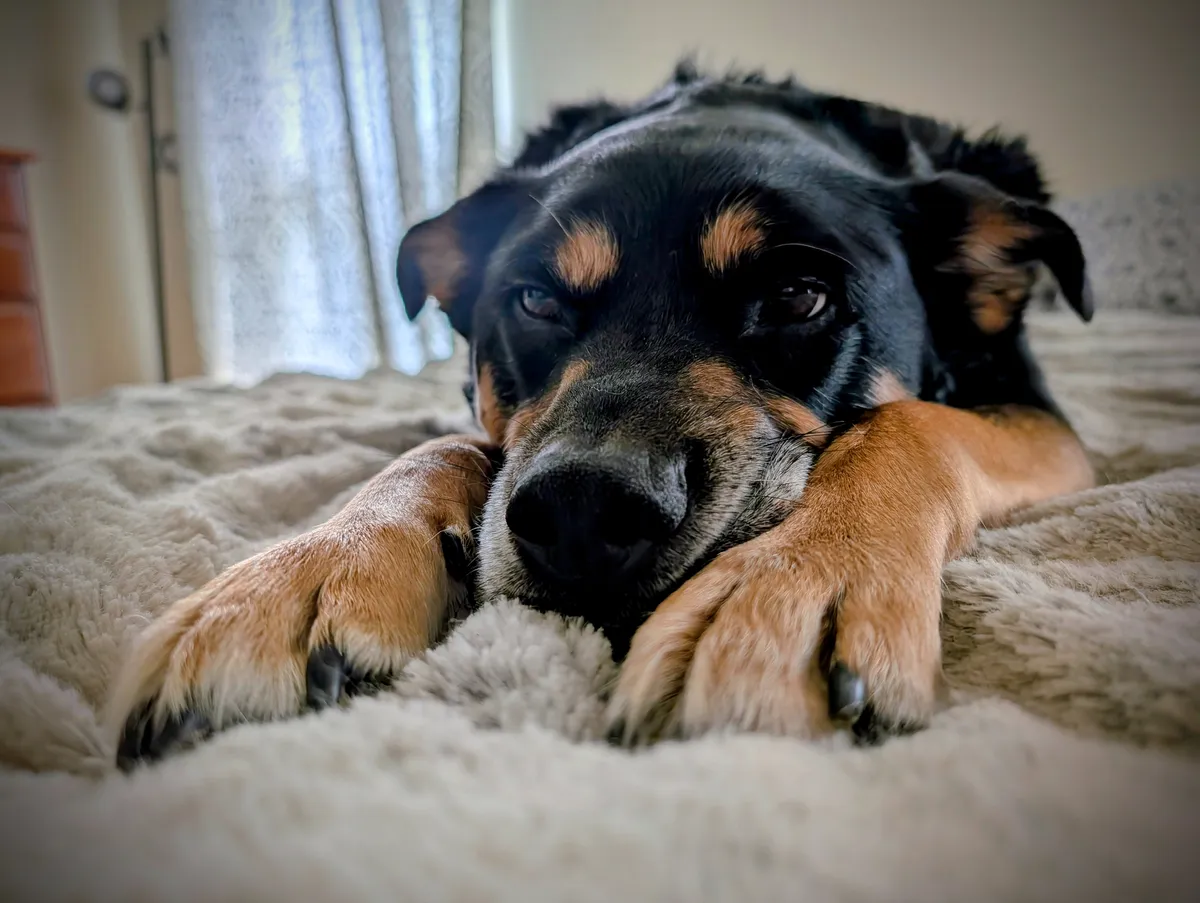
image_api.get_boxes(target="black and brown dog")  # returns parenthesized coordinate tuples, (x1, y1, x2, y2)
(112, 64, 1095, 766)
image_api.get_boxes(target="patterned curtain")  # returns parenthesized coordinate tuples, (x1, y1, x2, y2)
(170, 0, 495, 383)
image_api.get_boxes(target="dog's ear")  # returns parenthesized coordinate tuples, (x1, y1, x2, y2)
(397, 178, 528, 338)
(901, 172, 1093, 334)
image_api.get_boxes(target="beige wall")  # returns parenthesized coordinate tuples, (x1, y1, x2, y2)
(0, 0, 199, 402)
(498, 0, 1200, 199)
(120, 0, 203, 383)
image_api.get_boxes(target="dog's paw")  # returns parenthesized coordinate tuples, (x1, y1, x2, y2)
(108, 522, 468, 769)
(606, 520, 943, 746)
(108, 437, 496, 769)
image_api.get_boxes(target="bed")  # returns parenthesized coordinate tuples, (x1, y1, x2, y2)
(1, 183, 1198, 902)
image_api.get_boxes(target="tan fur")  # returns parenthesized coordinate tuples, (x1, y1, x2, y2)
(552, 221, 620, 292)
(700, 202, 766, 274)
(106, 435, 496, 739)
(503, 401, 546, 452)
(956, 404, 1097, 525)
(952, 207, 1039, 334)
(866, 369, 911, 407)
(476, 365, 509, 445)
(681, 361, 765, 440)
(609, 402, 1095, 741)
(684, 360, 746, 398)
(763, 397, 830, 447)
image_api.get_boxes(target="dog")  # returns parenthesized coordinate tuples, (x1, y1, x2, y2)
(111, 63, 1094, 766)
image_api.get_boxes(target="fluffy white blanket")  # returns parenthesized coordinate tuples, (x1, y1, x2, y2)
(0, 311, 1197, 902)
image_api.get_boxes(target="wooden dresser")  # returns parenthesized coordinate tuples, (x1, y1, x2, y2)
(0, 149, 53, 406)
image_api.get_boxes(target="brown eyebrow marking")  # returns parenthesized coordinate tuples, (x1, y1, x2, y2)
(701, 201, 767, 274)
(552, 221, 620, 292)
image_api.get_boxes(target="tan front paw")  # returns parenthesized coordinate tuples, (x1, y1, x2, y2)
(606, 528, 943, 746)
(107, 437, 495, 769)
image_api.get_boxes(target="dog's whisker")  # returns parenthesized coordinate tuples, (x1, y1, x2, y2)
(765, 241, 860, 272)
(530, 193, 570, 238)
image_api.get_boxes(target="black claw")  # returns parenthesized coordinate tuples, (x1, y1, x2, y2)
(605, 718, 628, 747)
(851, 707, 920, 747)
(148, 710, 213, 759)
(305, 645, 390, 711)
(828, 662, 866, 722)
(116, 700, 153, 772)
(306, 645, 350, 710)
(117, 701, 213, 771)
(852, 706, 886, 746)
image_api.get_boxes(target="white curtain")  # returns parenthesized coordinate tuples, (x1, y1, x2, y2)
(170, 0, 495, 383)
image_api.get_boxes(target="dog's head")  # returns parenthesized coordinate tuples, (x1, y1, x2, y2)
(396, 66, 1091, 653)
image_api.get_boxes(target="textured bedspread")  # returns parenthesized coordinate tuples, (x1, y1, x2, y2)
(0, 311, 1198, 902)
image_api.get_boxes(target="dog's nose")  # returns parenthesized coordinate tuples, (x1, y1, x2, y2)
(505, 441, 688, 586)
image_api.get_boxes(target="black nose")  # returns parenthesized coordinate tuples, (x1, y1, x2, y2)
(505, 441, 688, 586)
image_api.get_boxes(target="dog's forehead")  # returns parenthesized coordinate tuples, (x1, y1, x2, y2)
(549, 102, 800, 165)
(526, 108, 879, 265)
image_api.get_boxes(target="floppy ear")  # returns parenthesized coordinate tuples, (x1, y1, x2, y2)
(396, 178, 528, 338)
(902, 172, 1093, 334)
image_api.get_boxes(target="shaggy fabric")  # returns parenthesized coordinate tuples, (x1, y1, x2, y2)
(1, 311, 1199, 902)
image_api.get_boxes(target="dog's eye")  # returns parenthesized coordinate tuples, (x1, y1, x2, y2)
(774, 280, 828, 320)
(517, 287, 560, 319)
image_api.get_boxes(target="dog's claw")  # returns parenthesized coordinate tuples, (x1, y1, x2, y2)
(828, 662, 865, 722)
(305, 644, 390, 712)
(116, 700, 152, 772)
(851, 705, 920, 746)
(152, 709, 213, 758)
(605, 718, 628, 747)
(305, 644, 350, 710)
(117, 702, 213, 772)
(852, 706, 887, 746)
